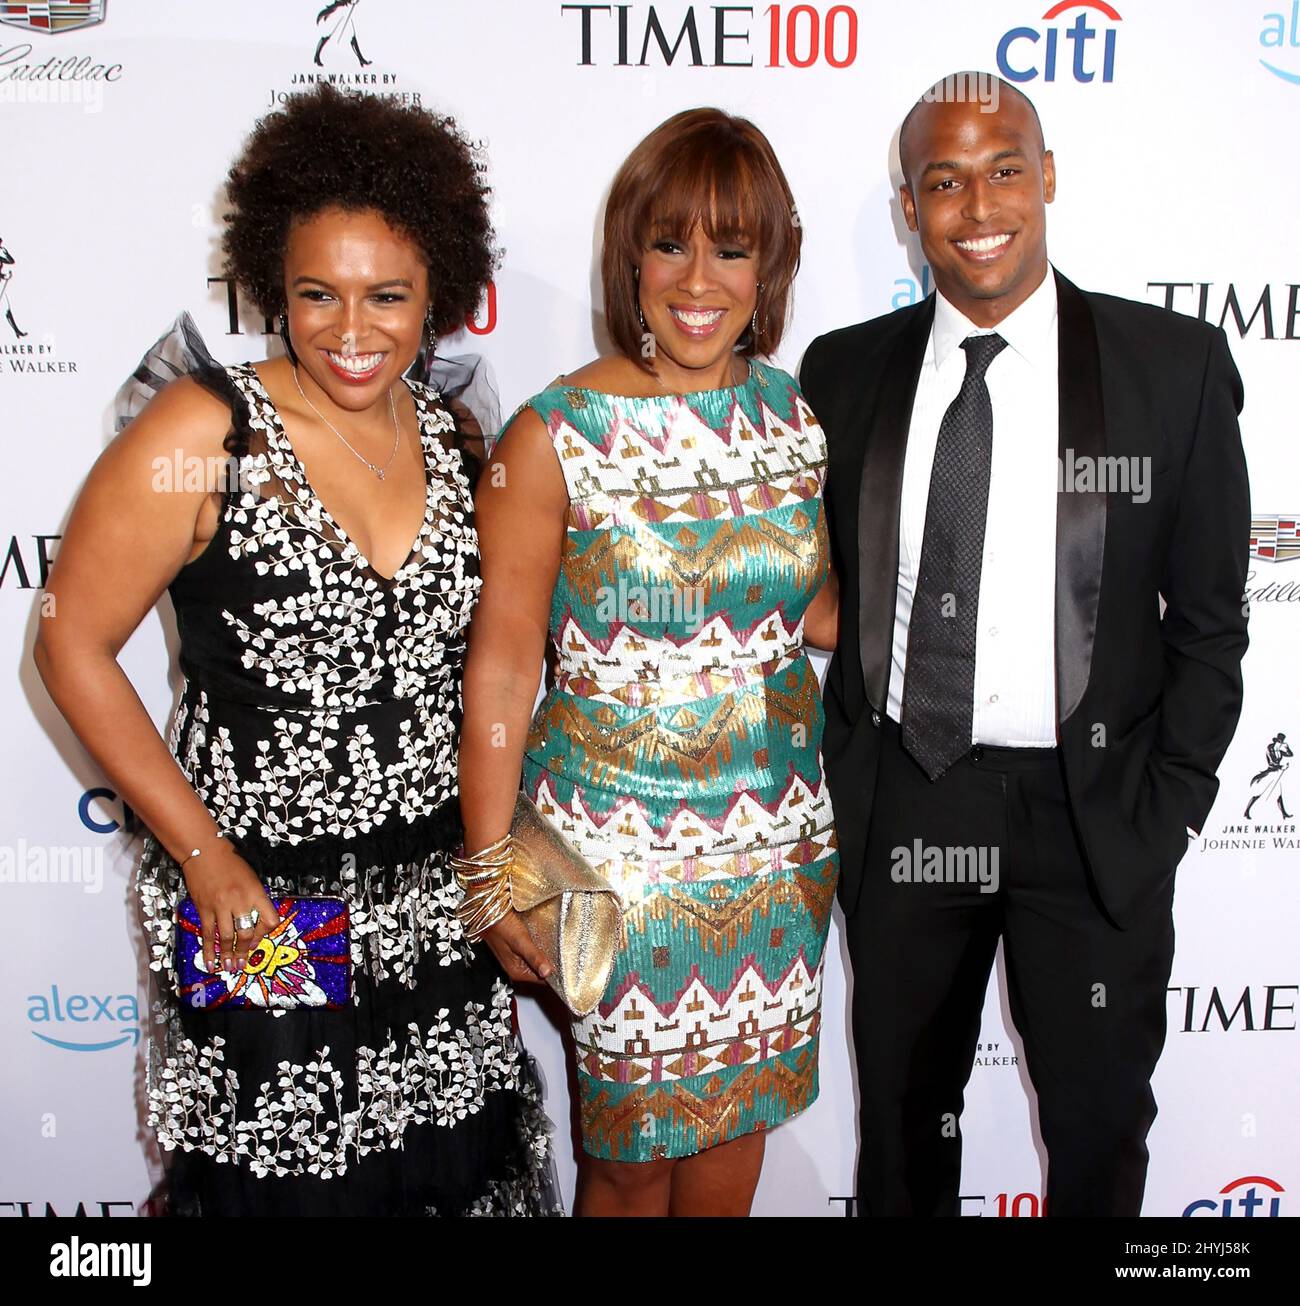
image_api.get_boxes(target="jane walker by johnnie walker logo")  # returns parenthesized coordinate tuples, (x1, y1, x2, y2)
(267, 1, 419, 108)
(1198, 729, 1299, 854)
(0, 230, 78, 376)
(1197, 516, 1298, 854)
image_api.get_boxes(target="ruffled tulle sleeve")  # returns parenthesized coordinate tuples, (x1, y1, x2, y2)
(113, 310, 254, 459)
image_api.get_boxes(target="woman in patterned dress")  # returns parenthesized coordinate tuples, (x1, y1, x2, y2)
(33, 86, 558, 1216)
(459, 108, 839, 1216)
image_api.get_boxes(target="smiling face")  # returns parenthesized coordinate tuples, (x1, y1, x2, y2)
(637, 221, 759, 388)
(899, 91, 1055, 327)
(281, 206, 429, 411)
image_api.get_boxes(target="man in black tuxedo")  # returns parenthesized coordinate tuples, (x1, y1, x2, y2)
(800, 75, 1249, 1216)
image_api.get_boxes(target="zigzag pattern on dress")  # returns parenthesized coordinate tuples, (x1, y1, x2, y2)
(618, 871, 839, 953)
(528, 768, 837, 854)
(519, 364, 839, 1161)
(577, 1006, 823, 1085)
(587, 947, 825, 1030)
(539, 380, 824, 499)
(550, 610, 814, 685)
(526, 666, 827, 785)
(578, 1049, 819, 1161)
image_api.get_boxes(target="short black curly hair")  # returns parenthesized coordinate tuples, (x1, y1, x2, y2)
(221, 84, 497, 336)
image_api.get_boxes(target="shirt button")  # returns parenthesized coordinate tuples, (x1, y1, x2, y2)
(989, 694, 999, 704)
(989, 626, 999, 637)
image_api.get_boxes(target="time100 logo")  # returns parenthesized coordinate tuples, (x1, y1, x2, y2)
(563, 4, 860, 68)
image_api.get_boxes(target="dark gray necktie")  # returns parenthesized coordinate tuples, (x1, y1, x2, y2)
(901, 332, 1008, 781)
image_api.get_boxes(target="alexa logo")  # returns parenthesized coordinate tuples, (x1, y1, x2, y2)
(1260, 4, 1300, 83)
(997, 0, 1120, 84)
(27, 984, 140, 1052)
(1184, 1175, 1285, 1217)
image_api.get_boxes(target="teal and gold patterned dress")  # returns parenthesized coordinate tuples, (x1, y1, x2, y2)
(517, 363, 838, 1161)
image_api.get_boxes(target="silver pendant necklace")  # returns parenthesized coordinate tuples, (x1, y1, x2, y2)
(291, 366, 401, 480)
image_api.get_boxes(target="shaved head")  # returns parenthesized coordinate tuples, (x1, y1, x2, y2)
(895, 70, 1055, 327)
(898, 73, 1045, 186)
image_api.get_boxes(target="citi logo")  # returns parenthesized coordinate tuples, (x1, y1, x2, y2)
(1184, 1175, 1285, 1217)
(997, 1, 1120, 84)
(1260, 3, 1300, 83)
(78, 785, 137, 835)
(27, 985, 140, 1052)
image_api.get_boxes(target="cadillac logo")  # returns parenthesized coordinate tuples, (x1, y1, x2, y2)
(1250, 516, 1300, 564)
(0, 0, 106, 33)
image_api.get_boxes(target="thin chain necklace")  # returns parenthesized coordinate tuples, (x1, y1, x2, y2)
(648, 352, 745, 395)
(291, 366, 401, 481)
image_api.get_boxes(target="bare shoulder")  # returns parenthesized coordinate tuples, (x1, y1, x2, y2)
(50, 372, 239, 602)
(481, 406, 566, 508)
(492, 403, 553, 464)
(109, 373, 233, 467)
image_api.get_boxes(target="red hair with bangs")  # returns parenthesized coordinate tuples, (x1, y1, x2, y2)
(602, 108, 802, 370)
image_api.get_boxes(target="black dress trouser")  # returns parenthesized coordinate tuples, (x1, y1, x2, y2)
(846, 717, 1176, 1216)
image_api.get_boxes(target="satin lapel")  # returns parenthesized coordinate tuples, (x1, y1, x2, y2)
(857, 297, 934, 711)
(1054, 269, 1107, 724)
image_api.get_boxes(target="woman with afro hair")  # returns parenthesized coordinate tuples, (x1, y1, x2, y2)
(35, 84, 560, 1216)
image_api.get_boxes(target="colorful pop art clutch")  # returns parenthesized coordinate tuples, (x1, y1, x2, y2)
(175, 896, 352, 1010)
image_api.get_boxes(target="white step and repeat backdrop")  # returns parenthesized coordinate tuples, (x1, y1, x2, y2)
(2, 0, 1296, 1218)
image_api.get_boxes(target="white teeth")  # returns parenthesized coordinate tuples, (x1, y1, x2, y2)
(671, 308, 726, 327)
(957, 233, 1013, 253)
(327, 350, 384, 373)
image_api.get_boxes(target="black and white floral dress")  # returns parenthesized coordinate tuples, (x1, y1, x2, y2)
(135, 354, 559, 1216)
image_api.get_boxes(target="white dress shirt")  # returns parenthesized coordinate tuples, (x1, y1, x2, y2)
(886, 266, 1060, 747)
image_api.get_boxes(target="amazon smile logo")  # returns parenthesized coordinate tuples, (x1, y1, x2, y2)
(26, 984, 140, 1052)
(1260, 4, 1300, 82)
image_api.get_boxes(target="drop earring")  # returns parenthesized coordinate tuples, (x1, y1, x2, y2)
(278, 311, 298, 364)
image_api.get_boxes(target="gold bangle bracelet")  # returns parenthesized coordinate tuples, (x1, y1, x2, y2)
(451, 832, 515, 942)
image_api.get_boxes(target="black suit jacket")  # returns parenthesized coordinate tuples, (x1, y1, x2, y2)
(801, 269, 1250, 927)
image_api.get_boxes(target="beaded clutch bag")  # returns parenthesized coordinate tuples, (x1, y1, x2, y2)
(175, 895, 352, 1010)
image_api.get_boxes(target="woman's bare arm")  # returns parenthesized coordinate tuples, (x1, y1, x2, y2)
(33, 378, 280, 972)
(802, 561, 840, 652)
(458, 406, 567, 983)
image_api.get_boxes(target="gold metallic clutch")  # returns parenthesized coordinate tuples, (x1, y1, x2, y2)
(508, 791, 623, 1017)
